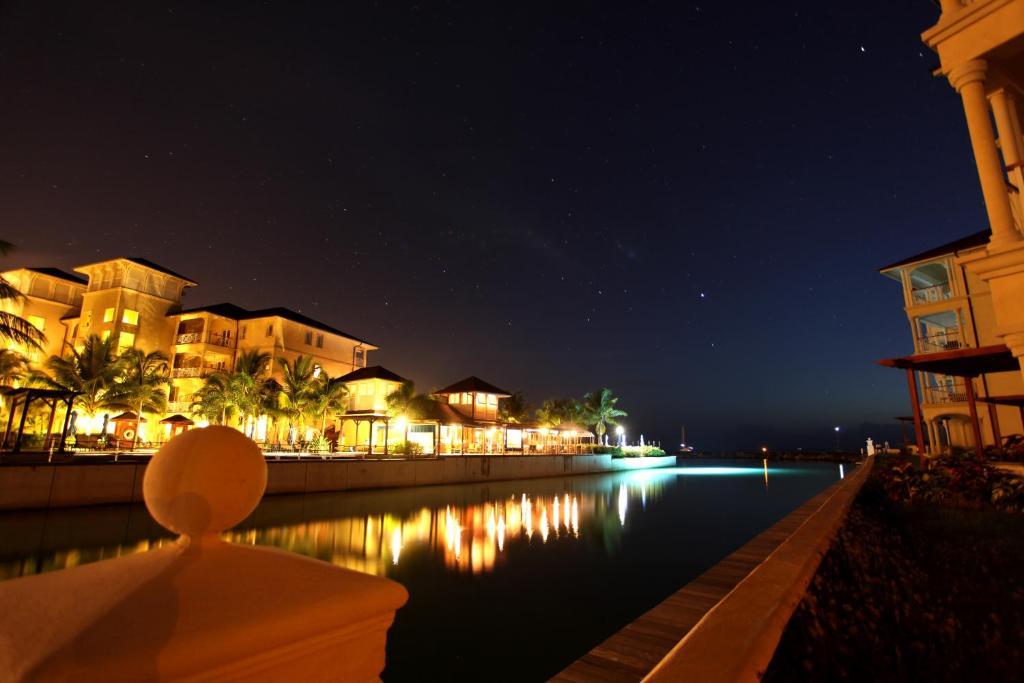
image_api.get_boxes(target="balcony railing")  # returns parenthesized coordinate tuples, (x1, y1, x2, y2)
(167, 401, 193, 413)
(911, 283, 953, 306)
(917, 329, 965, 354)
(171, 366, 223, 379)
(175, 332, 236, 348)
(924, 384, 968, 405)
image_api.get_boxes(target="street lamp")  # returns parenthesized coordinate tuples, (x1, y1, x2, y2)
(834, 426, 841, 451)
(615, 425, 625, 447)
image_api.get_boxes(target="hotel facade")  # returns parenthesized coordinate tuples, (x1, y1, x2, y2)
(881, 232, 1024, 454)
(2, 257, 376, 444)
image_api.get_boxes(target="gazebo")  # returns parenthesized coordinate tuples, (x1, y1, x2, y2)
(1, 387, 80, 453)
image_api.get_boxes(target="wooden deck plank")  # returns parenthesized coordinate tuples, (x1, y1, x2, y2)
(551, 481, 841, 683)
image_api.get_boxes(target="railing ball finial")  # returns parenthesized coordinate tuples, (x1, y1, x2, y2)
(143, 426, 267, 542)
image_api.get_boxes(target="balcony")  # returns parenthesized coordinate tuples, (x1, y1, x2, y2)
(175, 332, 235, 348)
(923, 383, 968, 405)
(167, 400, 193, 413)
(917, 329, 965, 354)
(171, 365, 223, 379)
(911, 283, 952, 306)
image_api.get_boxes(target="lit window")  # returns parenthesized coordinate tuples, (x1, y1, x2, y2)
(27, 315, 45, 332)
(118, 331, 135, 349)
(313, 364, 322, 379)
(240, 325, 247, 340)
(463, 393, 473, 405)
(488, 394, 497, 405)
(103, 308, 115, 323)
(121, 309, 139, 325)
(266, 324, 273, 337)
(316, 334, 324, 348)
(450, 394, 460, 405)
(305, 331, 313, 345)
(101, 330, 111, 342)
(476, 393, 486, 405)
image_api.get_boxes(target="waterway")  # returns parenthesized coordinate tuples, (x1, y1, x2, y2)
(0, 458, 848, 681)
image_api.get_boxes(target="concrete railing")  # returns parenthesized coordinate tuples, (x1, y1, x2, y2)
(0, 427, 408, 681)
(643, 456, 874, 683)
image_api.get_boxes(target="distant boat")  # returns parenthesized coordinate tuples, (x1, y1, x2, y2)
(678, 425, 694, 454)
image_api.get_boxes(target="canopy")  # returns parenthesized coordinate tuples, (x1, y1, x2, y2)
(160, 414, 194, 425)
(878, 344, 1018, 378)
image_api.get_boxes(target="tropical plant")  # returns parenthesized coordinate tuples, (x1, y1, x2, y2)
(536, 397, 583, 427)
(105, 348, 170, 450)
(385, 380, 433, 420)
(276, 355, 318, 442)
(581, 388, 627, 445)
(0, 240, 45, 350)
(499, 390, 532, 423)
(190, 371, 235, 425)
(0, 349, 28, 386)
(32, 334, 121, 428)
(309, 372, 349, 433)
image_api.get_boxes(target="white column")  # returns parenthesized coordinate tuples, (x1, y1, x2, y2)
(949, 60, 1021, 247)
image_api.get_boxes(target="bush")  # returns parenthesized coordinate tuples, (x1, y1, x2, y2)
(875, 455, 1024, 512)
(607, 445, 667, 458)
(592, 445, 623, 456)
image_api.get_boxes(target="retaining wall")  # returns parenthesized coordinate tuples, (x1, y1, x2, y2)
(0, 454, 678, 511)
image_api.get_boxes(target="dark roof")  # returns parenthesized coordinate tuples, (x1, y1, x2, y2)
(338, 365, 406, 383)
(160, 414, 195, 424)
(125, 257, 197, 284)
(435, 376, 512, 397)
(25, 267, 87, 285)
(878, 344, 1019, 377)
(173, 302, 375, 345)
(878, 230, 990, 272)
(109, 411, 146, 422)
(419, 401, 478, 425)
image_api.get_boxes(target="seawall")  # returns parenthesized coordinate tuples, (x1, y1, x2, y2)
(0, 454, 678, 511)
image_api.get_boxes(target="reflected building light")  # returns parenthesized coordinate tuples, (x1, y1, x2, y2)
(522, 494, 533, 539)
(763, 458, 769, 488)
(563, 494, 571, 530)
(391, 527, 402, 565)
(839, 464, 845, 480)
(540, 504, 549, 543)
(641, 484, 647, 509)
(571, 497, 580, 537)
(617, 483, 627, 526)
(486, 505, 496, 541)
(553, 496, 561, 534)
(497, 513, 506, 552)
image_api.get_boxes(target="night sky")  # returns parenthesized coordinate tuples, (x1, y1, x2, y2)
(0, 2, 989, 450)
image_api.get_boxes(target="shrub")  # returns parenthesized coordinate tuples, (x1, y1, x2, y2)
(875, 454, 1024, 513)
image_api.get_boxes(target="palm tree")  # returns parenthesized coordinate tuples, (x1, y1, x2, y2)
(277, 355, 318, 445)
(536, 397, 583, 428)
(32, 334, 121, 430)
(499, 390, 531, 424)
(0, 349, 28, 386)
(190, 371, 236, 425)
(0, 240, 45, 351)
(581, 388, 627, 445)
(309, 372, 349, 434)
(385, 380, 434, 454)
(105, 348, 170, 450)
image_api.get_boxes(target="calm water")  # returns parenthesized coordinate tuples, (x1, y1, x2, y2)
(0, 458, 848, 681)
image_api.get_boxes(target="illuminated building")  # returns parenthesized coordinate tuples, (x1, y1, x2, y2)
(2, 257, 375, 443)
(881, 232, 1024, 454)
(921, 2, 1024, 380)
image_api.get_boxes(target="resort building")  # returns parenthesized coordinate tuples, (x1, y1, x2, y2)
(921, 1, 1024, 381)
(1, 256, 376, 443)
(881, 231, 1024, 454)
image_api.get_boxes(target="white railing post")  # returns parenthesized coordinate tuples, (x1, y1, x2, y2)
(0, 426, 408, 681)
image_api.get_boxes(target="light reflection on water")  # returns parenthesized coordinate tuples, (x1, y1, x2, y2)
(0, 460, 849, 680)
